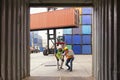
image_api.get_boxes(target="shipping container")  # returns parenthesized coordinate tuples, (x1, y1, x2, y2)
(30, 8, 79, 30)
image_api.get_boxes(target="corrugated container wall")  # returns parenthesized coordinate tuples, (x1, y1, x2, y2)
(30, 8, 79, 30)
(0, 0, 30, 80)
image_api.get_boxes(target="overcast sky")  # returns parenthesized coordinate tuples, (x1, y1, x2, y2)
(30, 7, 48, 14)
(30, 7, 64, 14)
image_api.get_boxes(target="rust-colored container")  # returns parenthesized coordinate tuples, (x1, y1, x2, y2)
(30, 8, 79, 30)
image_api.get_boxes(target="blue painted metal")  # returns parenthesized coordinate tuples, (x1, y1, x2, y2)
(82, 45, 91, 54)
(82, 8, 92, 14)
(82, 35, 91, 44)
(82, 25, 91, 34)
(64, 35, 72, 44)
(63, 28, 72, 34)
(82, 15, 92, 24)
(73, 35, 81, 44)
(72, 45, 82, 54)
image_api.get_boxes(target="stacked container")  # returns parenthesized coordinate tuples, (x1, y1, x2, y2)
(63, 7, 93, 55)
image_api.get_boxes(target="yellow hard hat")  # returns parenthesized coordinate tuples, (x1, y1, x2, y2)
(64, 47, 68, 50)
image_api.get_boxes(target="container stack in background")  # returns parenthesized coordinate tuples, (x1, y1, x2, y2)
(30, 31, 43, 52)
(63, 7, 92, 55)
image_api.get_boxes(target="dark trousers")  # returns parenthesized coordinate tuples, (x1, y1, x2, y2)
(65, 57, 74, 71)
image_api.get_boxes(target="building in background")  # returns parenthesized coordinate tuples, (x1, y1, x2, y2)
(30, 31, 43, 52)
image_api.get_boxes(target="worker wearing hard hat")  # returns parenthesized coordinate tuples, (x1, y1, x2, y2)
(55, 45, 64, 70)
(63, 47, 74, 72)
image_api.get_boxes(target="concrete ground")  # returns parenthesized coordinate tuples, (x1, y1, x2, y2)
(25, 52, 93, 80)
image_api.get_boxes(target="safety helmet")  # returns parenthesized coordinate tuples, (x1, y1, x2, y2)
(64, 47, 68, 50)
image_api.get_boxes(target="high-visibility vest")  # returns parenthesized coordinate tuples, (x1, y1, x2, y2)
(65, 50, 74, 59)
(56, 50, 64, 59)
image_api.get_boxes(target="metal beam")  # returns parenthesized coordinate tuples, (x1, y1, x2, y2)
(30, 0, 92, 3)
(29, 0, 93, 7)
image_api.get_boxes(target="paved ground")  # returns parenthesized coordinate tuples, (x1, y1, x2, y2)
(25, 52, 93, 80)
(25, 76, 94, 80)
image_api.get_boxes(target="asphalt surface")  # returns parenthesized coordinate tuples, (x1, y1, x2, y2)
(24, 52, 93, 80)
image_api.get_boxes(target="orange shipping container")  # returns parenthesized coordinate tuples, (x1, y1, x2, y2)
(30, 8, 79, 30)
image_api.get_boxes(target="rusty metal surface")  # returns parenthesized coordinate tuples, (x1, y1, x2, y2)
(26, 2, 30, 79)
(0, 0, 30, 80)
(117, 0, 120, 79)
(1, 0, 7, 80)
(16, 0, 21, 80)
(93, 0, 118, 80)
(7, 0, 12, 80)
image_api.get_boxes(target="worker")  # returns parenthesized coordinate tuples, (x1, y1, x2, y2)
(63, 47, 74, 72)
(55, 45, 64, 70)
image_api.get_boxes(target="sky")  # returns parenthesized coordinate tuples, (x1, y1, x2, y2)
(30, 7, 64, 14)
(30, 7, 47, 14)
